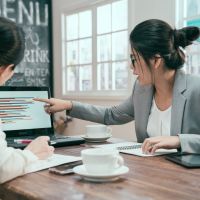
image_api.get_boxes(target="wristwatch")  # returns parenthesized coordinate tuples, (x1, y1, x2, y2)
(66, 109, 71, 116)
(66, 101, 73, 116)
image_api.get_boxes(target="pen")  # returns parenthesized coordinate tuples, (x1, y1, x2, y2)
(14, 139, 54, 145)
(14, 139, 33, 144)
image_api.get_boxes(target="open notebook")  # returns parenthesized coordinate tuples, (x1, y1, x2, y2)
(93, 142, 177, 157)
(25, 154, 82, 174)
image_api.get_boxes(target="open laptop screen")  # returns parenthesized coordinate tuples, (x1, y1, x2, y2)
(0, 87, 53, 137)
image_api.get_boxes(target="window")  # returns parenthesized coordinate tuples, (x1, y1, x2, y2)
(61, 0, 130, 98)
(176, 0, 200, 74)
(62, 10, 92, 93)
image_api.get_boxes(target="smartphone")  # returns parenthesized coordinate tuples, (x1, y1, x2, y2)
(49, 161, 82, 175)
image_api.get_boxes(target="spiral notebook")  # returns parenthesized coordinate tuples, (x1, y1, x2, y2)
(93, 142, 177, 157)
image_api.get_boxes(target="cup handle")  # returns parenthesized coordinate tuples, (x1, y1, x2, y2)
(117, 155, 124, 168)
(114, 155, 124, 169)
(107, 127, 112, 135)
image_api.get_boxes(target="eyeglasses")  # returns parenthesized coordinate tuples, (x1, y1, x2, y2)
(130, 54, 136, 66)
(130, 54, 164, 66)
(11, 65, 16, 71)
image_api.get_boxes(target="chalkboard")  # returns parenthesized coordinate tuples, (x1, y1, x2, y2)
(0, 0, 53, 93)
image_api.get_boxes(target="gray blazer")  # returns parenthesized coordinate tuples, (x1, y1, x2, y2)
(70, 70, 200, 153)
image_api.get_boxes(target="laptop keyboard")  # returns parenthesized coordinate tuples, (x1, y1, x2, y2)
(7, 136, 85, 149)
(50, 136, 85, 147)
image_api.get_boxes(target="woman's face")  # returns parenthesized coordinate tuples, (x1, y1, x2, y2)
(130, 49, 154, 85)
(0, 65, 15, 85)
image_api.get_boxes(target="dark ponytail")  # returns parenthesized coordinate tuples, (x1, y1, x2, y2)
(174, 27, 200, 48)
(130, 19, 200, 70)
(0, 17, 25, 68)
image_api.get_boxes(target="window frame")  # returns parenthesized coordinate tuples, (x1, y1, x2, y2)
(60, 0, 133, 100)
(176, 0, 200, 74)
(176, 0, 200, 29)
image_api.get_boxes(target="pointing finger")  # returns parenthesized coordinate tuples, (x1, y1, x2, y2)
(33, 98, 52, 104)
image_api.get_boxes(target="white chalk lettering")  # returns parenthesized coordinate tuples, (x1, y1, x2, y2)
(26, 77, 46, 86)
(23, 49, 49, 63)
(24, 68, 48, 77)
(18, 0, 33, 25)
(36, 2, 48, 26)
(2, 0, 16, 22)
(0, 0, 48, 26)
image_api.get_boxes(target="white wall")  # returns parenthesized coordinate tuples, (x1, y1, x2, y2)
(52, 0, 176, 141)
(133, 0, 175, 25)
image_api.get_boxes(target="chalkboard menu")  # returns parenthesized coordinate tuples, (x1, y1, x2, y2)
(0, 0, 53, 92)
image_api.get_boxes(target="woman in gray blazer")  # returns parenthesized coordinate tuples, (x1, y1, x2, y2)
(36, 19, 200, 154)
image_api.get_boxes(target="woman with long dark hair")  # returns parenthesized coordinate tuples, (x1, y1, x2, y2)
(0, 17, 54, 183)
(36, 19, 200, 154)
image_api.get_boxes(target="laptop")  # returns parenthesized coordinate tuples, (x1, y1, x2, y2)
(0, 86, 85, 149)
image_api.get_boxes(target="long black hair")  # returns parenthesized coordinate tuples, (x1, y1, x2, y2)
(130, 19, 200, 69)
(0, 17, 25, 68)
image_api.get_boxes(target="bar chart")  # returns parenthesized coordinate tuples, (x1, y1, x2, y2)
(0, 91, 51, 131)
(0, 97, 34, 124)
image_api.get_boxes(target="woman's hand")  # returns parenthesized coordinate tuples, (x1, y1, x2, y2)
(25, 136, 54, 159)
(142, 136, 180, 154)
(34, 98, 72, 114)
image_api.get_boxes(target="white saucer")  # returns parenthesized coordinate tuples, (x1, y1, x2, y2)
(81, 134, 112, 143)
(73, 165, 129, 182)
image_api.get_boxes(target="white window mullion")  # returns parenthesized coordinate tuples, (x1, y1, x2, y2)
(183, 0, 187, 19)
(110, 3, 114, 90)
(176, 0, 200, 75)
(62, 14, 67, 95)
(92, 6, 97, 92)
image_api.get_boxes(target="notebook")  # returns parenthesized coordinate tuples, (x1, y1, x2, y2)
(0, 86, 85, 149)
(94, 142, 177, 157)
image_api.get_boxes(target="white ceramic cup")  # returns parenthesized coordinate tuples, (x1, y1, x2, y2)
(85, 124, 112, 138)
(81, 148, 124, 175)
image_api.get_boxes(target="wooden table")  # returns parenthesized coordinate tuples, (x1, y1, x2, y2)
(0, 139, 200, 200)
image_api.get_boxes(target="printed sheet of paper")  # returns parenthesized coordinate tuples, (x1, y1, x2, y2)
(25, 154, 81, 173)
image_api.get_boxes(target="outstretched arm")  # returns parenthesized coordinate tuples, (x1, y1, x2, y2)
(34, 98, 72, 114)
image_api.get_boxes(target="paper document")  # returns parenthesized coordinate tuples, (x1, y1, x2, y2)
(25, 154, 82, 174)
(93, 142, 177, 157)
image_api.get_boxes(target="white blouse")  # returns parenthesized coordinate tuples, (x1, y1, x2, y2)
(147, 99, 171, 137)
(0, 119, 38, 183)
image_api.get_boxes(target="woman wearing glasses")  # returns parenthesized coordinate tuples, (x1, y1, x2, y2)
(36, 19, 200, 154)
(0, 17, 54, 183)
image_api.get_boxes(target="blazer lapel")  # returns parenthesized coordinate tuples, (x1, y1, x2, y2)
(134, 82, 154, 142)
(171, 70, 187, 136)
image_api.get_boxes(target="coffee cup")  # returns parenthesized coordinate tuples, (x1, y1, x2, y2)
(81, 148, 124, 175)
(85, 124, 112, 138)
